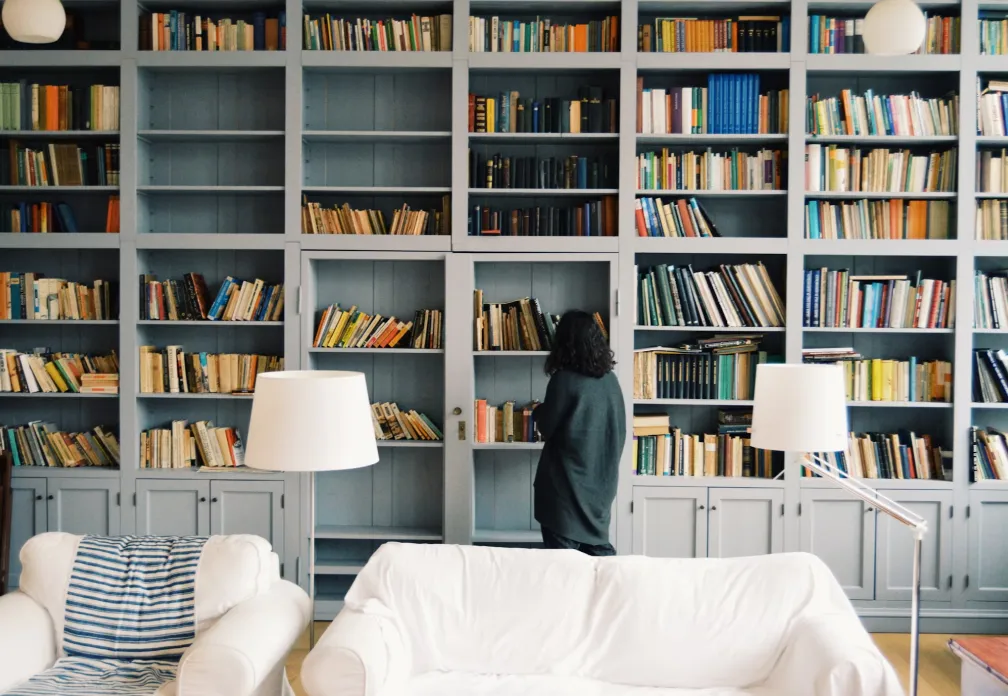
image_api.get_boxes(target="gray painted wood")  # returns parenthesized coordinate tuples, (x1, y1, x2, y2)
(708, 488, 785, 558)
(210, 480, 284, 556)
(965, 490, 1008, 602)
(800, 488, 876, 601)
(632, 486, 707, 558)
(136, 479, 210, 536)
(875, 489, 953, 602)
(7, 479, 46, 590)
(47, 478, 121, 537)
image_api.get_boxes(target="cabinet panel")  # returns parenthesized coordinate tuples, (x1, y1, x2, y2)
(966, 491, 1008, 602)
(632, 487, 707, 558)
(708, 488, 784, 558)
(136, 480, 210, 537)
(7, 479, 46, 590)
(875, 490, 952, 602)
(800, 489, 875, 600)
(47, 478, 120, 536)
(210, 480, 284, 555)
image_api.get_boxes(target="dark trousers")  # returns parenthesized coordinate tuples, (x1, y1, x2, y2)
(541, 527, 616, 556)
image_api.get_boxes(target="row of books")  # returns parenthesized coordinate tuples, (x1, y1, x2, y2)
(301, 198, 450, 236)
(813, 432, 944, 480)
(313, 306, 442, 350)
(0, 274, 116, 320)
(468, 16, 619, 53)
(473, 400, 541, 444)
(977, 80, 1008, 137)
(975, 270, 1008, 329)
(810, 14, 959, 55)
(632, 412, 777, 478)
(0, 350, 118, 394)
(303, 14, 450, 52)
(804, 146, 957, 194)
(371, 402, 443, 441)
(469, 154, 615, 191)
(637, 78, 788, 136)
(140, 420, 244, 469)
(2, 197, 118, 233)
(802, 348, 952, 403)
(804, 199, 951, 240)
(140, 274, 283, 323)
(637, 17, 790, 54)
(474, 292, 559, 352)
(633, 339, 777, 401)
(469, 90, 617, 135)
(633, 197, 720, 238)
(802, 270, 956, 329)
(978, 149, 1008, 194)
(980, 13, 1008, 55)
(635, 262, 785, 329)
(468, 199, 617, 237)
(2, 423, 120, 468)
(977, 199, 1008, 241)
(140, 11, 286, 51)
(635, 148, 786, 192)
(806, 91, 958, 137)
(973, 426, 1008, 481)
(138, 347, 282, 394)
(0, 83, 120, 132)
(1, 142, 119, 187)
(974, 349, 1008, 403)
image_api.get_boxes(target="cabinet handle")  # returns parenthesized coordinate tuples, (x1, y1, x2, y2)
(211, 497, 218, 503)
(199, 497, 207, 502)
(47, 494, 54, 500)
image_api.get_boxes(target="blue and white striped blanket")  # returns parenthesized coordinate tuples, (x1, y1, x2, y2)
(4, 535, 208, 696)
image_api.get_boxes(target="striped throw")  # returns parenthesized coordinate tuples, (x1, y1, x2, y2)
(62, 535, 208, 661)
(3, 657, 179, 696)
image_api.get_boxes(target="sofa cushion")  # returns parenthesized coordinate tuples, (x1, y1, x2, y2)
(405, 672, 775, 696)
(576, 552, 842, 690)
(2, 656, 178, 696)
(345, 543, 596, 676)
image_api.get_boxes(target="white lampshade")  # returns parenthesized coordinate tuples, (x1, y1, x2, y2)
(862, 0, 926, 55)
(750, 363, 848, 453)
(2, 0, 66, 44)
(244, 371, 379, 472)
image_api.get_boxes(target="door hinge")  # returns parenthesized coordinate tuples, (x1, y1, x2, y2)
(116, 492, 120, 506)
(615, 289, 620, 317)
(967, 505, 971, 519)
(296, 286, 302, 315)
(948, 574, 953, 590)
(965, 574, 970, 589)
(797, 502, 802, 516)
(295, 557, 301, 585)
(133, 493, 137, 506)
(630, 500, 634, 514)
(780, 503, 785, 517)
(281, 494, 285, 509)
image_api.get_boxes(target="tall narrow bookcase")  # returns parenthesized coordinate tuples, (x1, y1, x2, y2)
(3, 0, 1008, 632)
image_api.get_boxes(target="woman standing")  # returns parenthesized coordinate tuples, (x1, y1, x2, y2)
(533, 310, 626, 556)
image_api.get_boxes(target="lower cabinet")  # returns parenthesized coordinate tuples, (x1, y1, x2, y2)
(799, 489, 876, 600)
(965, 489, 1008, 602)
(135, 478, 284, 558)
(632, 486, 784, 559)
(7, 477, 120, 589)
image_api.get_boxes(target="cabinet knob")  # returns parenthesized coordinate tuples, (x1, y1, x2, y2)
(47, 494, 54, 500)
(211, 497, 218, 503)
(35, 495, 42, 501)
(710, 505, 717, 511)
(698, 504, 705, 511)
(866, 507, 874, 512)
(199, 497, 207, 502)
(452, 407, 462, 416)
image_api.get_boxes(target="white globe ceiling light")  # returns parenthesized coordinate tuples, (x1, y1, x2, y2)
(2, 0, 66, 44)
(862, 0, 927, 55)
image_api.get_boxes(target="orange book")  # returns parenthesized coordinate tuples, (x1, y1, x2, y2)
(476, 400, 488, 442)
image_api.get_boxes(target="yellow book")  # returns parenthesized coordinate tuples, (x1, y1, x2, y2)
(44, 361, 70, 392)
(324, 306, 354, 347)
(486, 97, 496, 133)
(870, 358, 882, 401)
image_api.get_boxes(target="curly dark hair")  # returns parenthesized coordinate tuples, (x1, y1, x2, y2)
(544, 310, 615, 378)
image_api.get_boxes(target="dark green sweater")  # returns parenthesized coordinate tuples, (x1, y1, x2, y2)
(533, 369, 626, 546)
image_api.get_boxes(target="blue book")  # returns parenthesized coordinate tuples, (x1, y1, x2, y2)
(811, 269, 821, 326)
(253, 12, 266, 50)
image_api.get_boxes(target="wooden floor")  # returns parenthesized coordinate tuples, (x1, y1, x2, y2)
(287, 627, 964, 696)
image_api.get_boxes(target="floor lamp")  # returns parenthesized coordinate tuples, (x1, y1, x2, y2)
(750, 363, 928, 696)
(244, 370, 379, 646)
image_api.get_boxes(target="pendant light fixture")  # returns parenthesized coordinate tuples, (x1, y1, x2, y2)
(862, 0, 926, 55)
(2, 0, 66, 44)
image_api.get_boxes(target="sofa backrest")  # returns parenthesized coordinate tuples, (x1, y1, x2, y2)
(348, 544, 854, 689)
(18, 533, 280, 657)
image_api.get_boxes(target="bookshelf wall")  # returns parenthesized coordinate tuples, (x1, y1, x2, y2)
(3, 0, 1008, 631)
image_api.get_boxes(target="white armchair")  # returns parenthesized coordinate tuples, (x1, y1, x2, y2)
(0, 532, 309, 696)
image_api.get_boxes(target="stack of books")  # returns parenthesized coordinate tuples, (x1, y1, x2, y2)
(1, 422, 120, 468)
(312, 305, 442, 350)
(371, 402, 442, 441)
(473, 400, 541, 443)
(140, 420, 244, 469)
(0, 350, 118, 393)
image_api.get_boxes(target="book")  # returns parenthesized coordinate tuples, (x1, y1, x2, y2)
(809, 14, 959, 55)
(979, 12, 1008, 55)
(0, 350, 118, 393)
(0, 83, 120, 131)
(0, 422, 119, 468)
(638, 16, 790, 53)
(468, 15, 619, 53)
(139, 273, 283, 322)
(804, 145, 957, 193)
(973, 426, 1008, 480)
(473, 290, 574, 351)
(802, 349, 952, 403)
(805, 199, 950, 239)
(812, 431, 943, 479)
(807, 90, 958, 137)
(370, 402, 443, 441)
(313, 306, 442, 350)
(469, 153, 615, 190)
(977, 199, 1008, 240)
(138, 346, 282, 394)
(140, 420, 244, 469)
(0, 197, 118, 233)
(140, 11, 287, 51)
(469, 197, 617, 237)
(0, 273, 116, 320)
(304, 14, 451, 51)
(301, 197, 450, 236)
(975, 270, 1008, 328)
(468, 88, 617, 134)
(633, 340, 780, 401)
(802, 269, 955, 329)
(0, 141, 119, 186)
(474, 400, 541, 443)
(636, 148, 785, 191)
(637, 75, 788, 135)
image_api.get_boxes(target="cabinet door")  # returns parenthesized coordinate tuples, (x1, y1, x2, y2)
(210, 480, 284, 556)
(47, 478, 120, 536)
(965, 490, 1008, 602)
(632, 487, 707, 558)
(708, 488, 784, 558)
(799, 489, 875, 600)
(875, 489, 952, 602)
(7, 478, 46, 590)
(136, 480, 210, 537)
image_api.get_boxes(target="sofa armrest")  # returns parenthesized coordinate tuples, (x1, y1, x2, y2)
(768, 614, 904, 696)
(178, 580, 310, 696)
(0, 591, 56, 693)
(301, 602, 412, 696)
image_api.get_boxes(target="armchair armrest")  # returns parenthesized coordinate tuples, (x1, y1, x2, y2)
(301, 601, 412, 696)
(178, 580, 310, 696)
(0, 591, 56, 693)
(768, 614, 904, 696)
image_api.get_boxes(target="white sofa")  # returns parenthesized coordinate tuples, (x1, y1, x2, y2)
(301, 543, 904, 696)
(0, 532, 310, 696)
